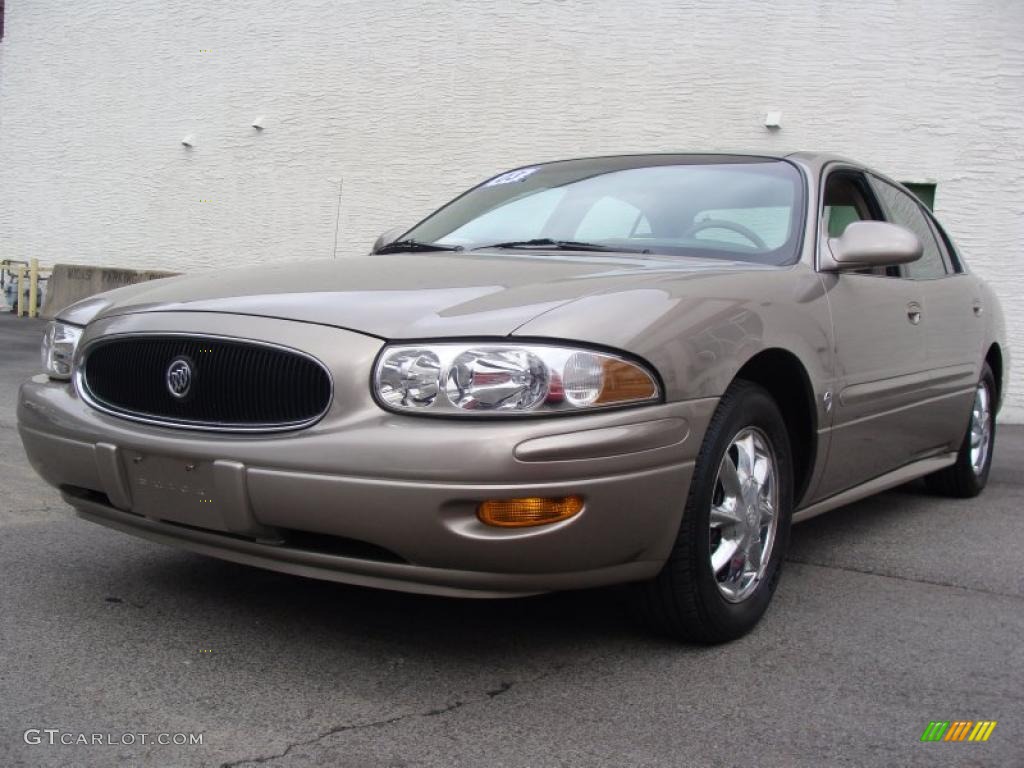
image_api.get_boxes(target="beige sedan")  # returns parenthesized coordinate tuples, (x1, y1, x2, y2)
(19, 152, 1005, 643)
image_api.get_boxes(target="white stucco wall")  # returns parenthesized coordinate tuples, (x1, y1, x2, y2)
(1, 1, 1022, 417)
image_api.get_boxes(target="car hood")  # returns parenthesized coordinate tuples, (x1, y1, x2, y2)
(60, 251, 771, 339)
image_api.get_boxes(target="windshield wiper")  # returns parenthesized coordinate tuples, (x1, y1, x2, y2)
(473, 238, 650, 254)
(376, 239, 464, 254)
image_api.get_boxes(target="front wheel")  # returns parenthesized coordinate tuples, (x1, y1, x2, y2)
(635, 380, 793, 644)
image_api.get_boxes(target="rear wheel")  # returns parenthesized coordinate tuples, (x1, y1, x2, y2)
(925, 363, 996, 498)
(635, 380, 793, 644)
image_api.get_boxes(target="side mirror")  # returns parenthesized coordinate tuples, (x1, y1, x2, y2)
(820, 221, 923, 272)
(372, 226, 406, 254)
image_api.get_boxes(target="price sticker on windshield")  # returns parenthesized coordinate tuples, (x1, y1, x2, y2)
(485, 168, 539, 186)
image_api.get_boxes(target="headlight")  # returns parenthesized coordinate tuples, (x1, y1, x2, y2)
(41, 321, 83, 380)
(374, 343, 660, 415)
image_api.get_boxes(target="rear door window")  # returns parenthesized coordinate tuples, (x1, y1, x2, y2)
(927, 215, 964, 274)
(869, 178, 948, 280)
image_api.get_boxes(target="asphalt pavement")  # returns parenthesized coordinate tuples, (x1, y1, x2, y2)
(1, 311, 1021, 767)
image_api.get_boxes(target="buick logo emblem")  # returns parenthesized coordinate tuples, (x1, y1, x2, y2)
(166, 357, 193, 398)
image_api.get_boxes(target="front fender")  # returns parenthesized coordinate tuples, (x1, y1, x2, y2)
(512, 264, 834, 407)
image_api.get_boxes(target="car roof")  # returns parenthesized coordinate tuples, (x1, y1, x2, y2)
(521, 151, 864, 172)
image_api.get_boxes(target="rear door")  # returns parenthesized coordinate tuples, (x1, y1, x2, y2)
(814, 168, 935, 498)
(867, 177, 981, 449)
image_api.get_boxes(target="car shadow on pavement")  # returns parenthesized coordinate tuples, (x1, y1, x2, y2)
(108, 546, 660, 655)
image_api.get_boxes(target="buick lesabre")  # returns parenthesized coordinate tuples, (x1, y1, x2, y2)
(18, 153, 1005, 642)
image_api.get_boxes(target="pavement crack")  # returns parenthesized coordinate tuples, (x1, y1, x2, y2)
(218, 709, 435, 768)
(219, 670, 553, 767)
(787, 558, 1023, 600)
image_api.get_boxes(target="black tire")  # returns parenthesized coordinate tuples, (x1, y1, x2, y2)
(924, 363, 996, 498)
(634, 379, 793, 644)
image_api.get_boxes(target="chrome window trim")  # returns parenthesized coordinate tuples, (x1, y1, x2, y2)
(74, 331, 335, 433)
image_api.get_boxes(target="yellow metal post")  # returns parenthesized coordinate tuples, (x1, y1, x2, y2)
(16, 265, 26, 317)
(29, 258, 39, 318)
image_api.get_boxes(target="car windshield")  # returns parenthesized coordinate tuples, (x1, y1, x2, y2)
(401, 155, 805, 265)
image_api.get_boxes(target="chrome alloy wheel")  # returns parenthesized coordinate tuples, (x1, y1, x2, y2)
(709, 427, 779, 603)
(970, 382, 992, 475)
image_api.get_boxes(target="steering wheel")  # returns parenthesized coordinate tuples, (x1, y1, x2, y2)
(684, 219, 767, 249)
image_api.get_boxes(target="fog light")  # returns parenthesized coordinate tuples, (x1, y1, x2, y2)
(477, 496, 583, 528)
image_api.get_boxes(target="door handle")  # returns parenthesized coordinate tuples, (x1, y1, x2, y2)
(907, 302, 922, 325)
(973, 300, 984, 317)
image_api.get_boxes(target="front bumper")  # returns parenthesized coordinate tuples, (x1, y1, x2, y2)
(17, 312, 716, 597)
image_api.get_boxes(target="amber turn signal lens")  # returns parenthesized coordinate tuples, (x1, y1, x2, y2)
(478, 496, 584, 528)
(595, 358, 658, 404)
